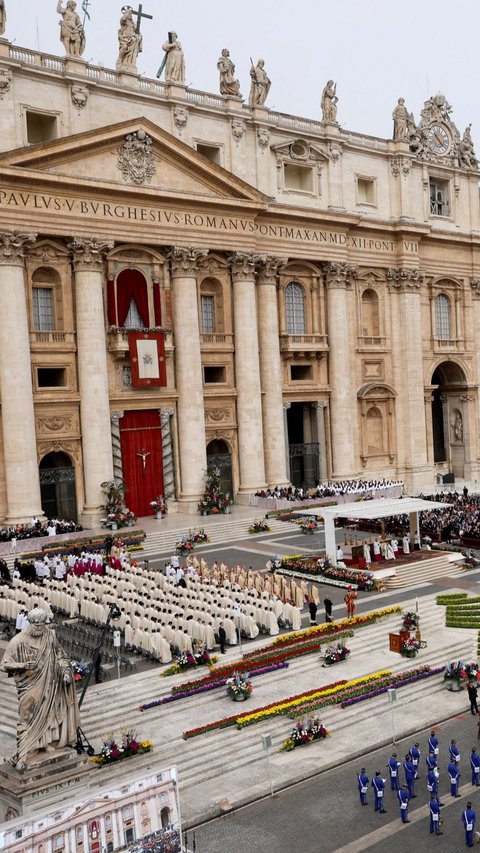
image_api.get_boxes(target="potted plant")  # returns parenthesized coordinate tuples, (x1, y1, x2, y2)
(226, 671, 253, 701)
(322, 643, 350, 666)
(401, 637, 421, 658)
(444, 660, 468, 691)
(100, 480, 136, 529)
(150, 495, 167, 519)
(197, 467, 233, 516)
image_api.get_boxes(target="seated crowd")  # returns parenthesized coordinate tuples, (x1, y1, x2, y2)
(0, 547, 308, 666)
(255, 478, 403, 502)
(0, 516, 83, 543)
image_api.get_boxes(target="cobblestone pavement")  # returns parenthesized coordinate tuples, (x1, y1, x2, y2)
(190, 712, 480, 853)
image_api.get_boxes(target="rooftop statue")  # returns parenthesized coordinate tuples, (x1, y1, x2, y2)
(0, 0, 6, 37)
(158, 31, 185, 83)
(0, 607, 80, 770)
(457, 124, 478, 170)
(249, 58, 271, 108)
(217, 48, 241, 97)
(392, 98, 410, 141)
(116, 5, 142, 72)
(56, 0, 86, 57)
(321, 80, 338, 123)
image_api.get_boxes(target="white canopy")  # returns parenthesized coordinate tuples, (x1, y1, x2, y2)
(311, 497, 451, 563)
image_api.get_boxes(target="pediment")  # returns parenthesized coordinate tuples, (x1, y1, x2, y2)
(0, 117, 268, 207)
(271, 138, 329, 163)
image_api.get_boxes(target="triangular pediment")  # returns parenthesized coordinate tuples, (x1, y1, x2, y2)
(0, 117, 268, 208)
(271, 137, 329, 163)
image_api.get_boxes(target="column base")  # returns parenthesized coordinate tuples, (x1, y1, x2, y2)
(79, 508, 107, 529)
(4, 511, 45, 526)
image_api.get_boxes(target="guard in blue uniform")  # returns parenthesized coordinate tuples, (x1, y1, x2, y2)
(387, 752, 401, 790)
(398, 785, 410, 823)
(371, 771, 387, 813)
(426, 750, 438, 773)
(449, 738, 461, 766)
(470, 747, 480, 786)
(462, 801, 476, 847)
(403, 754, 416, 798)
(357, 768, 369, 805)
(427, 769, 444, 805)
(429, 794, 443, 835)
(429, 730, 439, 758)
(448, 760, 461, 797)
(410, 742, 421, 778)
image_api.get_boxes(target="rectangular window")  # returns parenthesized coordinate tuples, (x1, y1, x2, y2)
(196, 143, 221, 165)
(32, 287, 54, 331)
(356, 177, 376, 205)
(204, 365, 226, 383)
(290, 365, 312, 381)
(284, 163, 313, 192)
(201, 295, 215, 333)
(37, 367, 67, 388)
(26, 111, 58, 144)
(430, 179, 449, 216)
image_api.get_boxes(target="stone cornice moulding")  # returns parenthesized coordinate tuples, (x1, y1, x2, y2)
(0, 230, 37, 265)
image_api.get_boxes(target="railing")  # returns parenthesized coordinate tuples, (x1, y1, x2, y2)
(30, 331, 75, 346)
(433, 337, 462, 349)
(357, 335, 388, 347)
(200, 333, 234, 347)
(107, 327, 173, 357)
(280, 333, 328, 351)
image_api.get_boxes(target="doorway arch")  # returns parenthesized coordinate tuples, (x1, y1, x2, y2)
(39, 451, 77, 521)
(431, 361, 467, 478)
(206, 439, 233, 499)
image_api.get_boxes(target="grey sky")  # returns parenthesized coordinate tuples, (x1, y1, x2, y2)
(8, 0, 480, 142)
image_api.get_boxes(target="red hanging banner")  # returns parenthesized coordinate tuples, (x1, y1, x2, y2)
(128, 331, 167, 388)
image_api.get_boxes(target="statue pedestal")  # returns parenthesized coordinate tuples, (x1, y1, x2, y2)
(64, 56, 87, 75)
(0, 749, 94, 821)
(0, 39, 10, 58)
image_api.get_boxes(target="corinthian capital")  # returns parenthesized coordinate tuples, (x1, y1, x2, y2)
(229, 251, 258, 282)
(0, 231, 37, 265)
(69, 237, 114, 271)
(167, 246, 208, 277)
(323, 262, 357, 290)
(386, 267, 424, 291)
(256, 255, 288, 286)
(470, 278, 480, 300)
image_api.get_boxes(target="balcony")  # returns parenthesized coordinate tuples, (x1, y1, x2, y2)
(280, 333, 328, 358)
(357, 335, 388, 351)
(432, 337, 463, 352)
(200, 333, 234, 351)
(29, 331, 76, 352)
(107, 327, 174, 360)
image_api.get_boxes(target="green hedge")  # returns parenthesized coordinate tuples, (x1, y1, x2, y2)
(446, 618, 480, 628)
(436, 593, 469, 605)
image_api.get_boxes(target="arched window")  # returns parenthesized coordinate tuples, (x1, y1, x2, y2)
(285, 282, 306, 334)
(366, 406, 384, 454)
(115, 269, 150, 328)
(435, 293, 451, 339)
(361, 289, 379, 337)
(32, 267, 61, 331)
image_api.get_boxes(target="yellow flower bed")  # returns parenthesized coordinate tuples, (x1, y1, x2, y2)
(272, 606, 402, 645)
(235, 669, 391, 728)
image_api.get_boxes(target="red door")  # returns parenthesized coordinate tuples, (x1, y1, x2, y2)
(119, 410, 164, 518)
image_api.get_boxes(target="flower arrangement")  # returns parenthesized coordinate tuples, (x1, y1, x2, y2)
(100, 480, 137, 529)
(272, 606, 402, 645)
(160, 649, 218, 677)
(248, 520, 271, 534)
(402, 611, 419, 631)
(443, 660, 477, 682)
(323, 643, 350, 666)
(91, 728, 152, 767)
(71, 659, 90, 683)
(300, 518, 319, 534)
(193, 528, 209, 543)
(197, 467, 232, 515)
(281, 718, 328, 751)
(401, 637, 421, 658)
(175, 528, 210, 554)
(226, 671, 253, 701)
(150, 495, 167, 515)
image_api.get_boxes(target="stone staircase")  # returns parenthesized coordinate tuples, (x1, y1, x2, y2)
(140, 516, 290, 558)
(0, 595, 475, 824)
(385, 553, 466, 589)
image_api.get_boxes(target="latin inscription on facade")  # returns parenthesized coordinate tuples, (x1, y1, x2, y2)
(0, 189, 418, 253)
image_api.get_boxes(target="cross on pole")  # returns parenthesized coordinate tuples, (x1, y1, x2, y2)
(131, 3, 153, 35)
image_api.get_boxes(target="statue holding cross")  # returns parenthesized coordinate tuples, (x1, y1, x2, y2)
(116, 4, 152, 72)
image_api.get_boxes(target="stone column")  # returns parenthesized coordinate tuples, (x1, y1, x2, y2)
(257, 256, 289, 486)
(159, 407, 176, 500)
(0, 231, 44, 522)
(231, 252, 266, 492)
(423, 392, 434, 465)
(283, 402, 291, 481)
(324, 262, 357, 478)
(387, 268, 429, 490)
(110, 410, 124, 485)
(169, 247, 208, 504)
(70, 237, 114, 525)
(313, 401, 328, 481)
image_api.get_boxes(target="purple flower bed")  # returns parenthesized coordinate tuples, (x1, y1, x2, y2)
(139, 661, 288, 712)
(340, 666, 444, 708)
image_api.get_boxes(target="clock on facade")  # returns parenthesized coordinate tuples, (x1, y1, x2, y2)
(426, 124, 451, 154)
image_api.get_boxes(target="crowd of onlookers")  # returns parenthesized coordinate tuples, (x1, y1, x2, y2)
(255, 478, 403, 502)
(0, 517, 83, 543)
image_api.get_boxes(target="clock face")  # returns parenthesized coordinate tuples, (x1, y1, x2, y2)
(426, 124, 450, 155)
